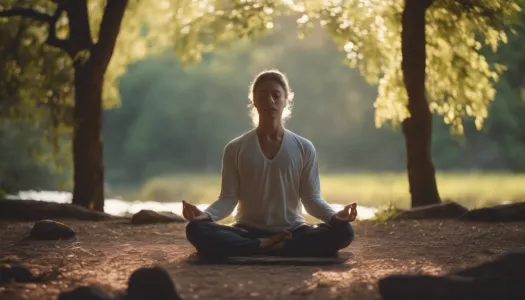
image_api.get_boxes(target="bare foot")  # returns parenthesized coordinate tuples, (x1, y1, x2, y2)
(259, 231, 292, 252)
(269, 240, 286, 251)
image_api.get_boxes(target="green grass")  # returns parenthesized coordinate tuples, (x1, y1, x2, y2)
(107, 172, 525, 210)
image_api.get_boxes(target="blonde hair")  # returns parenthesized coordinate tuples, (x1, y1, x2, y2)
(247, 69, 295, 127)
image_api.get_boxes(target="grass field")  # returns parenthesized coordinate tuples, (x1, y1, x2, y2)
(107, 172, 525, 210)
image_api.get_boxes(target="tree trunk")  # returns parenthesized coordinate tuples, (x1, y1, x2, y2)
(69, 0, 128, 212)
(401, 0, 441, 208)
(72, 62, 105, 211)
(0, 0, 128, 212)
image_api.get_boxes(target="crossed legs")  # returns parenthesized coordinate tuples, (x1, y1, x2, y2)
(185, 220, 354, 257)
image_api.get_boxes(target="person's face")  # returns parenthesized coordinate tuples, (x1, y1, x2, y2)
(253, 80, 287, 121)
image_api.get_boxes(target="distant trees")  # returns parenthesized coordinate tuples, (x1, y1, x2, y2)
(1, 0, 523, 211)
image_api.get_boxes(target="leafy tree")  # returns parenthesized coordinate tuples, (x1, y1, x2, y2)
(294, 0, 522, 207)
(3, 0, 524, 211)
(0, 121, 71, 194)
(0, 0, 277, 211)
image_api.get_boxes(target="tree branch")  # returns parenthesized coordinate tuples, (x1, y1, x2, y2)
(64, 0, 94, 59)
(0, 8, 52, 22)
(91, 0, 128, 71)
(0, 6, 77, 57)
(46, 2, 75, 56)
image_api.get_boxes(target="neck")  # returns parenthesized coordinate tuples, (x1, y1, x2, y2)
(256, 118, 284, 137)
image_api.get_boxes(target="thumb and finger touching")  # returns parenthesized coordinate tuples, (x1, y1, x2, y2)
(337, 203, 358, 221)
(183, 200, 209, 221)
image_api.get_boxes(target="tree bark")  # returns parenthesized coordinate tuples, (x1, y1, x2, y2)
(72, 63, 105, 211)
(70, 0, 128, 211)
(0, 0, 128, 212)
(401, 0, 441, 208)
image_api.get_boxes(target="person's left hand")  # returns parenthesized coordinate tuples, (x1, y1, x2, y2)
(333, 203, 358, 223)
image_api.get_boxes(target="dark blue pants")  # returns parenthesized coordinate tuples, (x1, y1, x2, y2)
(185, 220, 354, 257)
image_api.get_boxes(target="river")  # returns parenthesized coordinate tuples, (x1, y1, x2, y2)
(6, 190, 378, 220)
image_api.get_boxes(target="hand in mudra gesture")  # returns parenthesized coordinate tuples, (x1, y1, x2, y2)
(333, 203, 358, 223)
(182, 200, 211, 221)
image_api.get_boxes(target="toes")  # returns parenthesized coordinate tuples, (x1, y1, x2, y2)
(270, 241, 286, 251)
(280, 230, 292, 239)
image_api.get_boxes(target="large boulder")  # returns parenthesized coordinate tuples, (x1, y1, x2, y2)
(379, 252, 525, 300)
(29, 219, 76, 240)
(0, 199, 120, 221)
(452, 252, 525, 278)
(379, 274, 524, 300)
(388, 202, 469, 221)
(131, 210, 185, 225)
(460, 202, 525, 222)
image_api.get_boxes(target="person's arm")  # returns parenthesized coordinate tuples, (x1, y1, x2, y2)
(203, 143, 239, 222)
(299, 142, 338, 224)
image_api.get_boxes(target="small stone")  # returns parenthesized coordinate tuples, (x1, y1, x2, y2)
(124, 266, 181, 300)
(0, 265, 35, 284)
(29, 220, 76, 240)
(58, 286, 112, 300)
(0, 290, 25, 300)
(131, 210, 185, 225)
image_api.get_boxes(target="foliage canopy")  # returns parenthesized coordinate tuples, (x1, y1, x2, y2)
(0, 0, 279, 122)
(288, 0, 522, 134)
(1, 0, 522, 134)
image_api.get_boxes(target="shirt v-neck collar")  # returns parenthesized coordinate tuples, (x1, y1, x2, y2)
(255, 129, 287, 163)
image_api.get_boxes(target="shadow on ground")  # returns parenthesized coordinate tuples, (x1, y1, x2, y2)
(0, 219, 524, 300)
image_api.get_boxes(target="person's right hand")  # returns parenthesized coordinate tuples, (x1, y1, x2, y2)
(182, 200, 211, 221)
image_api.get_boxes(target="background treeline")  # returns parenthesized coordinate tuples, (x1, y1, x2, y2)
(1, 17, 524, 192)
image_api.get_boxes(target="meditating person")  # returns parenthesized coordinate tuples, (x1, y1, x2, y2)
(183, 69, 358, 257)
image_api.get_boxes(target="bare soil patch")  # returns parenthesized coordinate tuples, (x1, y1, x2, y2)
(1, 219, 524, 300)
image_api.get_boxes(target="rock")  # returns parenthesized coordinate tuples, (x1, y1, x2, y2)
(123, 266, 181, 300)
(29, 220, 76, 240)
(131, 210, 185, 225)
(58, 286, 113, 300)
(378, 274, 525, 300)
(0, 290, 26, 300)
(0, 199, 121, 221)
(0, 265, 36, 284)
(452, 252, 525, 279)
(388, 202, 468, 221)
(379, 274, 473, 300)
(460, 202, 525, 222)
(379, 252, 525, 300)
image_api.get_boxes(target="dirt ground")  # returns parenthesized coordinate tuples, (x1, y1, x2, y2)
(1, 219, 525, 300)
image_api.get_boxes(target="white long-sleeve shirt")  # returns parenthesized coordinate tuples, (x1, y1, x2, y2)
(204, 128, 337, 231)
